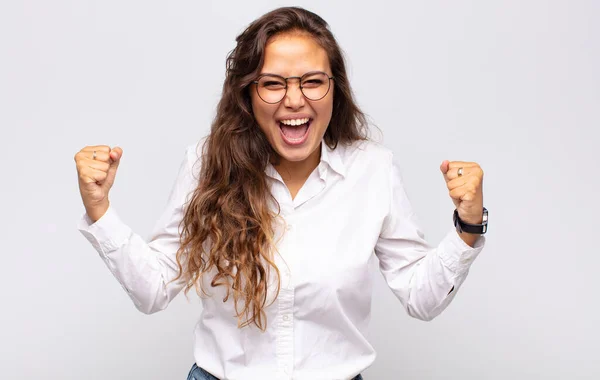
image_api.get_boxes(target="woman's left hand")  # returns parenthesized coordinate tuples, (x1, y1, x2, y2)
(440, 160, 484, 224)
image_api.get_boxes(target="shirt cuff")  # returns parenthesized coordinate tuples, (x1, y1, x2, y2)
(437, 227, 486, 275)
(77, 206, 132, 256)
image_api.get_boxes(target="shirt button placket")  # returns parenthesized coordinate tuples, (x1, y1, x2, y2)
(276, 288, 294, 379)
(277, 208, 295, 378)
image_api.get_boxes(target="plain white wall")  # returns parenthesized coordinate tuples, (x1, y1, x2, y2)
(1, 0, 598, 378)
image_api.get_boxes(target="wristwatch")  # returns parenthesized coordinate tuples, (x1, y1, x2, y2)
(453, 207, 488, 234)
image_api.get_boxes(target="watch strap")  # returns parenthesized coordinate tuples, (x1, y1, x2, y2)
(454, 207, 488, 234)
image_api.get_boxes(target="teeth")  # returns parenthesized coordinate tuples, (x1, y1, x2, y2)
(280, 118, 309, 126)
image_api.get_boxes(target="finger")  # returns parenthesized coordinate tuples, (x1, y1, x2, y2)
(77, 160, 111, 177)
(447, 161, 479, 169)
(78, 165, 109, 184)
(446, 175, 470, 191)
(88, 146, 122, 163)
(75, 149, 114, 163)
(445, 166, 472, 181)
(448, 164, 484, 181)
(91, 150, 112, 162)
(442, 161, 477, 181)
(86, 160, 111, 173)
(447, 173, 483, 192)
(449, 183, 477, 202)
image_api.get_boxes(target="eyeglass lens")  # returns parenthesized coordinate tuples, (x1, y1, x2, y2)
(256, 72, 331, 103)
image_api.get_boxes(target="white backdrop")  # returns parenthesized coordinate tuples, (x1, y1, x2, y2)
(1, 0, 598, 378)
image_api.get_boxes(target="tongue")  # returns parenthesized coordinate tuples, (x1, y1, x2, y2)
(281, 123, 308, 138)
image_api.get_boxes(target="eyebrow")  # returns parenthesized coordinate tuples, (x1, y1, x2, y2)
(258, 70, 330, 77)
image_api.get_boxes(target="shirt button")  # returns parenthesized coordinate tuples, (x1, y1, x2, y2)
(283, 314, 290, 321)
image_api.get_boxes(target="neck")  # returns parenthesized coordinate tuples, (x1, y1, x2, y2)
(274, 143, 321, 183)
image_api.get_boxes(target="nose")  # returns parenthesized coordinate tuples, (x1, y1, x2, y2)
(283, 78, 305, 110)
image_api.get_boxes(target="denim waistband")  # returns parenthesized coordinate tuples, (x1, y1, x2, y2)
(186, 363, 363, 380)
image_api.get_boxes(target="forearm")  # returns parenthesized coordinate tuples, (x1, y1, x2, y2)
(456, 227, 481, 248)
(85, 199, 110, 223)
(404, 251, 466, 321)
(78, 206, 184, 314)
(456, 214, 484, 248)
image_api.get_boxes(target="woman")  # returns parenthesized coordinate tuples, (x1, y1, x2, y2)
(74, 6, 487, 380)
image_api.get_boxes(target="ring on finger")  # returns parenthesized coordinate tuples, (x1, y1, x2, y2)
(92, 150, 97, 160)
(457, 167, 463, 177)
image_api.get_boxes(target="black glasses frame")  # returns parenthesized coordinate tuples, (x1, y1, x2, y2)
(252, 70, 335, 104)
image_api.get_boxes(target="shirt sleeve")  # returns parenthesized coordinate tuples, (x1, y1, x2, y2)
(374, 153, 486, 321)
(77, 145, 200, 314)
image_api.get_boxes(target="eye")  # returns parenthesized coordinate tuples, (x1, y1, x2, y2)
(259, 76, 286, 90)
(302, 79, 324, 88)
(301, 72, 329, 88)
(264, 81, 285, 88)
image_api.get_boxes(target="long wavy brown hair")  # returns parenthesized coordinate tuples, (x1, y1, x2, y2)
(172, 6, 369, 330)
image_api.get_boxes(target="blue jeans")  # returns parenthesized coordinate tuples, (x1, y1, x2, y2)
(186, 363, 364, 379)
(187, 363, 219, 380)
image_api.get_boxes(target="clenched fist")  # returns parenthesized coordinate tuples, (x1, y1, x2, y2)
(440, 160, 485, 247)
(439, 160, 484, 224)
(74, 145, 123, 222)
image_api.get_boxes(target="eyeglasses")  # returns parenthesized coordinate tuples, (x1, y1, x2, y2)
(252, 71, 334, 104)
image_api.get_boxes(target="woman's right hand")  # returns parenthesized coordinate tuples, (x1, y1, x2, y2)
(74, 145, 123, 222)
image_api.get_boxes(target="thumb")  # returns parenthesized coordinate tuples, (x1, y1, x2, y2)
(104, 146, 123, 188)
(440, 160, 450, 182)
(109, 146, 123, 163)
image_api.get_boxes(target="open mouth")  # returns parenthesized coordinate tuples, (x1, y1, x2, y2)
(278, 118, 312, 145)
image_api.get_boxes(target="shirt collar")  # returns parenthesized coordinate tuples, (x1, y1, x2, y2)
(319, 140, 346, 179)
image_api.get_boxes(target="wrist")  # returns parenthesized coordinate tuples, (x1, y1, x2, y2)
(453, 207, 488, 236)
(461, 215, 483, 224)
(86, 200, 110, 223)
(456, 226, 480, 247)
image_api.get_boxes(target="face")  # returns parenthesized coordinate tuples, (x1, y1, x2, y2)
(250, 32, 334, 167)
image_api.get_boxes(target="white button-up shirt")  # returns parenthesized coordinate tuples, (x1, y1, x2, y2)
(78, 139, 485, 380)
